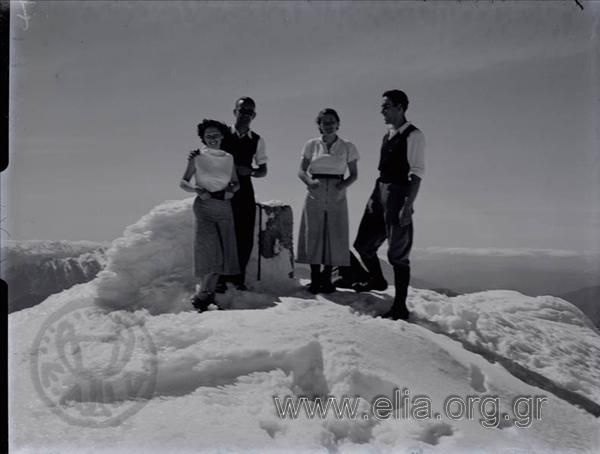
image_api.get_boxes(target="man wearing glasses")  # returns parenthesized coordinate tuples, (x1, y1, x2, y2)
(189, 97, 268, 291)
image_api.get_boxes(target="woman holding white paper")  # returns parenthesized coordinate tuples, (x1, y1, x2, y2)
(180, 119, 239, 311)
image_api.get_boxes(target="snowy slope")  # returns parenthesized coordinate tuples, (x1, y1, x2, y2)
(9, 286, 600, 453)
(409, 289, 600, 406)
(9, 198, 600, 452)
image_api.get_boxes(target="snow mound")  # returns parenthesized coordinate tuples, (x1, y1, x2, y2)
(93, 198, 296, 315)
(93, 198, 196, 314)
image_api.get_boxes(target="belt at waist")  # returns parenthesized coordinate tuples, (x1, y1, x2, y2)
(311, 174, 343, 180)
(208, 190, 226, 200)
(377, 175, 410, 185)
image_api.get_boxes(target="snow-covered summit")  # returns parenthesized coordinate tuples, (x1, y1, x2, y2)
(8, 197, 600, 452)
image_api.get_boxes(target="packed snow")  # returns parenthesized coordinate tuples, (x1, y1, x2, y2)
(9, 198, 600, 453)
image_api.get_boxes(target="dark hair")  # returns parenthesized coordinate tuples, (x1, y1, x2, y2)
(235, 96, 256, 108)
(315, 108, 340, 127)
(197, 119, 229, 145)
(382, 90, 409, 111)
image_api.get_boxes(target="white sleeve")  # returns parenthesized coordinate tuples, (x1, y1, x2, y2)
(301, 140, 314, 160)
(347, 142, 359, 162)
(254, 137, 268, 165)
(407, 130, 425, 179)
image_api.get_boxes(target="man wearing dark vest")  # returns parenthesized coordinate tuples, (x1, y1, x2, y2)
(189, 97, 267, 291)
(353, 90, 425, 320)
(223, 97, 268, 290)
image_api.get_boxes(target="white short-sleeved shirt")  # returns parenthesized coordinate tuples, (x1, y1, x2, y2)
(230, 127, 268, 166)
(302, 137, 359, 175)
(194, 146, 234, 192)
(387, 122, 425, 179)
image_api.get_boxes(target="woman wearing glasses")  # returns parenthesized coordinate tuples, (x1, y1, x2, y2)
(297, 108, 359, 293)
(180, 119, 239, 311)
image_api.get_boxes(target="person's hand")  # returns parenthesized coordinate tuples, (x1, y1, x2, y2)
(236, 166, 253, 176)
(196, 187, 210, 200)
(335, 180, 347, 190)
(398, 204, 414, 227)
(188, 149, 200, 160)
(307, 179, 320, 190)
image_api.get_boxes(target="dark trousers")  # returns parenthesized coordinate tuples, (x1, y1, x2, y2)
(354, 180, 413, 281)
(231, 177, 256, 282)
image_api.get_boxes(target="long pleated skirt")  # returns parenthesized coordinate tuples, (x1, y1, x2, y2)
(296, 177, 350, 266)
(193, 196, 240, 277)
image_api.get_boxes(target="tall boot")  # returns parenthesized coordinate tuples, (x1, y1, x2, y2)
(233, 273, 248, 291)
(308, 265, 321, 294)
(215, 275, 228, 293)
(333, 252, 370, 289)
(382, 265, 410, 320)
(353, 255, 388, 292)
(320, 265, 335, 293)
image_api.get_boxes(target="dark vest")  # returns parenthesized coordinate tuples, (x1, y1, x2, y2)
(223, 130, 261, 168)
(377, 124, 418, 185)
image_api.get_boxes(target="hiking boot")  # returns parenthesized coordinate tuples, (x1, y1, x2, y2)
(381, 265, 410, 320)
(352, 278, 388, 293)
(332, 276, 355, 289)
(319, 280, 336, 293)
(319, 265, 336, 293)
(381, 304, 410, 321)
(215, 281, 227, 294)
(306, 281, 320, 294)
(307, 265, 321, 294)
(190, 292, 215, 313)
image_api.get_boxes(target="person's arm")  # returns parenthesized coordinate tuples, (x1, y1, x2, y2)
(188, 148, 200, 160)
(400, 175, 421, 224)
(337, 143, 359, 189)
(298, 141, 319, 188)
(225, 162, 240, 199)
(337, 160, 358, 190)
(251, 164, 267, 178)
(180, 157, 208, 196)
(298, 157, 319, 188)
(180, 158, 198, 193)
(399, 130, 425, 226)
(251, 137, 268, 178)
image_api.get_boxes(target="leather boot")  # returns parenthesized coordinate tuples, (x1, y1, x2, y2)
(353, 255, 388, 292)
(215, 276, 228, 293)
(382, 265, 410, 320)
(320, 265, 336, 293)
(191, 291, 215, 313)
(308, 265, 321, 294)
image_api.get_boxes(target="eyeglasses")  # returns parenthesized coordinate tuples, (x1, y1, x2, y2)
(237, 109, 255, 115)
(204, 134, 223, 140)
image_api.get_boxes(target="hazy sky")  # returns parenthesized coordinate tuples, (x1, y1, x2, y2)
(6, 1, 600, 252)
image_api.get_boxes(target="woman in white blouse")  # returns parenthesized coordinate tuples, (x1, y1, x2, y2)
(297, 108, 359, 293)
(180, 119, 239, 311)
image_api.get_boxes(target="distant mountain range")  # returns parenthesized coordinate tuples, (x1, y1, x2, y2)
(409, 248, 600, 327)
(1, 241, 108, 312)
(299, 248, 599, 327)
(559, 286, 600, 328)
(3, 241, 598, 327)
